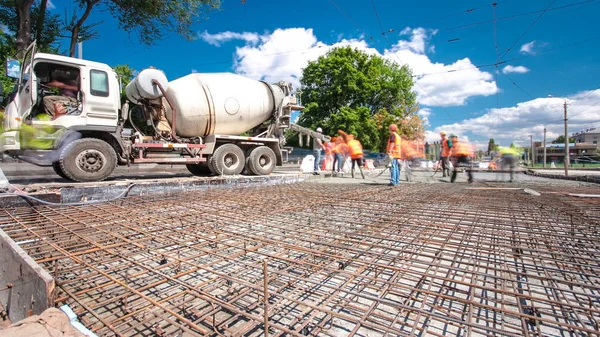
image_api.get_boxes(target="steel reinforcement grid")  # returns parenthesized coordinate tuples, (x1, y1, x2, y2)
(0, 183, 599, 336)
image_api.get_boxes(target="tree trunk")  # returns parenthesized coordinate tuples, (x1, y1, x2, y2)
(15, 0, 36, 58)
(34, 0, 48, 44)
(69, 0, 97, 57)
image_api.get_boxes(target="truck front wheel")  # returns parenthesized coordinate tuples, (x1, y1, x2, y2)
(210, 144, 245, 175)
(52, 162, 71, 180)
(59, 138, 117, 182)
(247, 146, 276, 175)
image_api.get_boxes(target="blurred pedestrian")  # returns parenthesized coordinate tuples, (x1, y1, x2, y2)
(499, 145, 520, 182)
(387, 124, 402, 186)
(401, 137, 423, 182)
(338, 130, 365, 179)
(440, 131, 452, 177)
(313, 127, 325, 175)
(449, 134, 473, 183)
(331, 136, 346, 175)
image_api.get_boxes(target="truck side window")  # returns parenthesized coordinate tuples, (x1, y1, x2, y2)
(90, 70, 109, 97)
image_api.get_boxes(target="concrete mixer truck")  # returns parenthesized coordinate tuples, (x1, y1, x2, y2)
(0, 43, 326, 182)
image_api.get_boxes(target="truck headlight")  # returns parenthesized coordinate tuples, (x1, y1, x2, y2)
(1, 136, 16, 145)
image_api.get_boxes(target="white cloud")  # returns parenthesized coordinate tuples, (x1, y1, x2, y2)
(1, 25, 10, 34)
(520, 41, 536, 55)
(198, 30, 260, 47)
(6, 61, 20, 78)
(502, 65, 530, 74)
(202, 27, 497, 108)
(426, 89, 600, 146)
(418, 108, 432, 126)
(47, 0, 55, 9)
(191, 69, 198, 73)
(385, 29, 497, 106)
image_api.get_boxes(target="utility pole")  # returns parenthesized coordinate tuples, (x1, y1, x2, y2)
(563, 101, 569, 177)
(530, 135, 533, 166)
(77, 41, 83, 59)
(543, 127, 547, 168)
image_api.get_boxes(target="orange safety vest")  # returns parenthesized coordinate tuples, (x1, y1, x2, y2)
(324, 142, 333, 155)
(441, 138, 451, 157)
(334, 142, 347, 155)
(452, 140, 472, 157)
(347, 139, 363, 159)
(387, 132, 402, 159)
(402, 140, 418, 160)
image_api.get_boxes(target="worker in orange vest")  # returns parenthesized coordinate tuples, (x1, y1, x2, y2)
(322, 139, 334, 171)
(338, 130, 365, 179)
(387, 124, 402, 186)
(401, 137, 423, 182)
(449, 134, 473, 183)
(440, 131, 452, 177)
(331, 136, 346, 174)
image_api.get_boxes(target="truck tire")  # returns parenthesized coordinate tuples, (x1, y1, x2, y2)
(247, 146, 276, 175)
(186, 162, 212, 176)
(52, 161, 71, 180)
(210, 144, 245, 175)
(59, 138, 117, 182)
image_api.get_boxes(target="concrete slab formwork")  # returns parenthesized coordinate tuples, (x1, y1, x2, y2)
(0, 230, 55, 322)
(0, 182, 598, 336)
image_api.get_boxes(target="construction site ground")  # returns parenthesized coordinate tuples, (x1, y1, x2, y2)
(0, 168, 599, 336)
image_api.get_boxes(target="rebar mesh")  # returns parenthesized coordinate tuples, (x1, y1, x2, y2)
(1, 183, 599, 336)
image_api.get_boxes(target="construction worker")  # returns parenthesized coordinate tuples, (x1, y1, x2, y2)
(331, 136, 346, 174)
(401, 137, 423, 182)
(387, 124, 402, 186)
(312, 127, 325, 175)
(322, 139, 333, 171)
(499, 145, 520, 182)
(338, 130, 365, 179)
(449, 134, 473, 183)
(440, 131, 452, 177)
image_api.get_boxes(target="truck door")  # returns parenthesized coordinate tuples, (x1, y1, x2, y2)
(16, 42, 37, 119)
(83, 68, 119, 127)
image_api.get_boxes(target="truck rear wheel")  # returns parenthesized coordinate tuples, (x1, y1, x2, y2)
(247, 146, 276, 175)
(186, 161, 212, 176)
(52, 161, 71, 180)
(59, 138, 117, 182)
(210, 144, 245, 175)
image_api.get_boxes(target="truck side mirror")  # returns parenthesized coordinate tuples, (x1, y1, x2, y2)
(6, 58, 21, 79)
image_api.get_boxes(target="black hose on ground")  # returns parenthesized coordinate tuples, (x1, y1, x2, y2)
(1, 184, 136, 206)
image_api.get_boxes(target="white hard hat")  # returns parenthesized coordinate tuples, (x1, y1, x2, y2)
(316, 127, 323, 132)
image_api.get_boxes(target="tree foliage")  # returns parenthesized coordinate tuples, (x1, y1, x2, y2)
(297, 46, 419, 152)
(552, 135, 575, 144)
(64, 0, 221, 57)
(113, 64, 135, 102)
(0, 0, 63, 57)
(487, 138, 498, 155)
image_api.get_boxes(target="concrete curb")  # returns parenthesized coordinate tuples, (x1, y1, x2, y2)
(524, 170, 600, 184)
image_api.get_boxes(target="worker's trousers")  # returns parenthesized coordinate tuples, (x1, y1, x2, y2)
(390, 158, 400, 186)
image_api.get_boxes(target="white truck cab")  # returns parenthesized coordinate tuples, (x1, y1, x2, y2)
(2, 42, 122, 149)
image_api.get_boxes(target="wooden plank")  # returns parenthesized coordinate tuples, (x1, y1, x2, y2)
(0, 230, 54, 322)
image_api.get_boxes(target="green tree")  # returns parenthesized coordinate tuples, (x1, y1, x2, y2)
(298, 46, 418, 151)
(0, 31, 16, 104)
(552, 135, 575, 144)
(0, 0, 63, 57)
(487, 138, 499, 155)
(64, 0, 221, 57)
(113, 64, 135, 102)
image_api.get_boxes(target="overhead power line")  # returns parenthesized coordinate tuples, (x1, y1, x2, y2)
(410, 35, 600, 77)
(446, 0, 598, 31)
(366, 0, 451, 115)
(496, 0, 557, 62)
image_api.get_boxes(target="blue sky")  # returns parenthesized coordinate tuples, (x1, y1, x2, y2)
(48, 0, 600, 148)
